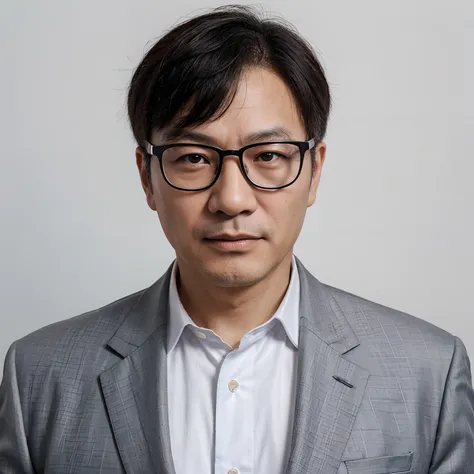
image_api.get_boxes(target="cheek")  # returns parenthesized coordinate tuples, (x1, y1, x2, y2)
(262, 188, 309, 241)
(149, 168, 183, 243)
(153, 185, 206, 246)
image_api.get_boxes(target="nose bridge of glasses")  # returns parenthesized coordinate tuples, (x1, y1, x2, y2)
(221, 149, 244, 159)
(216, 148, 253, 187)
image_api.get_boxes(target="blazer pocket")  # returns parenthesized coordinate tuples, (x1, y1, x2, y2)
(344, 451, 413, 474)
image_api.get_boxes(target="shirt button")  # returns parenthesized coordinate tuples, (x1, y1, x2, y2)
(195, 331, 206, 339)
(228, 379, 239, 392)
(228, 469, 239, 474)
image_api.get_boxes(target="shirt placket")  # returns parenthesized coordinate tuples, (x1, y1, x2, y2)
(214, 342, 256, 474)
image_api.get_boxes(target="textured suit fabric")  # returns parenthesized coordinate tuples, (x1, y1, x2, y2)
(1, 258, 473, 473)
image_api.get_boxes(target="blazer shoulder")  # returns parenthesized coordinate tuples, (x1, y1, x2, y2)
(324, 283, 457, 359)
(9, 288, 146, 376)
(20, 289, 144, 345)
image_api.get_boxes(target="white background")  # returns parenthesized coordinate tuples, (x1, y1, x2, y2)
(0, 0, 473, 376)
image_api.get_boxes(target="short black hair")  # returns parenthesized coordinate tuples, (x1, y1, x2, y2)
(127, 5, 331, 172)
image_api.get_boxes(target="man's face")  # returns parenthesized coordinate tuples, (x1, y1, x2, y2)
(137, 67, 326, 287)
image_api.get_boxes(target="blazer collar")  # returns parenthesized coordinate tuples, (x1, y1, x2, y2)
(105, 262, 174, 358)
(295, 256, 360, 354)
(106, 257, 359, 358)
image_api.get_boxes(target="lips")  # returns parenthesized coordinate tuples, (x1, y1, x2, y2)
(203, 235, 262, 251)
(205, 235, 260, 241)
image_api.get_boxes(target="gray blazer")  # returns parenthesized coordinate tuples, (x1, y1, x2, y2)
(1, 259, 473, 473)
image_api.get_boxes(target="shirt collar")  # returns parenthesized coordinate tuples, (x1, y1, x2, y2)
(167, 256, 300, 353)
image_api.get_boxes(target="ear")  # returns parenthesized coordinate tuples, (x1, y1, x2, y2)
(307, 142, 327, 208)
(136, 146, 157, 211)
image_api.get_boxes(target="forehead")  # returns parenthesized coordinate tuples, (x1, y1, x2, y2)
(153, 67, 306, 147)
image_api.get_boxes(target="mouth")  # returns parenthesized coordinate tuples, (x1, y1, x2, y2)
(206, 234, 260, 241)
(203, 235, 262, 251)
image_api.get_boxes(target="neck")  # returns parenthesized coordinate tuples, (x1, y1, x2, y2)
(176, 254, 293, 349)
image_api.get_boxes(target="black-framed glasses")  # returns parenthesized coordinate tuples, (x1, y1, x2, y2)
(144, 138, 317, 191)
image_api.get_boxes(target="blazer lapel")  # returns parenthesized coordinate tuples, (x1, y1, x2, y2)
(99, 265, 176, 474)
(287, 259, 370, 474)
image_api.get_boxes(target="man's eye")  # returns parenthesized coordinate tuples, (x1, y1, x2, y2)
(255, 152, 283, 162)
(181, 154, 207, 164)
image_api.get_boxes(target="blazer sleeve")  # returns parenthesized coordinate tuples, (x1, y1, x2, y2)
(0, 341, 36, 473)
(429, 336, 474, 473)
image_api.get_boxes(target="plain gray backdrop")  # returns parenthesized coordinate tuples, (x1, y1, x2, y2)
(1, 0, 473, 379)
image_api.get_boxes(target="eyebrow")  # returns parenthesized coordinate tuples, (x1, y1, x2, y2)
(159, 126, 295, 146)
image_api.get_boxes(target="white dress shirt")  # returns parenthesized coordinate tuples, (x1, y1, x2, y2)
(167, 257, 300, 474)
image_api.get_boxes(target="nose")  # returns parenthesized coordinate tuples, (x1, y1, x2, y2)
(207, 155, 258, 216)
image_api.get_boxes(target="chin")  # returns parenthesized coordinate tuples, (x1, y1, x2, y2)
(199, 257, 267, 288)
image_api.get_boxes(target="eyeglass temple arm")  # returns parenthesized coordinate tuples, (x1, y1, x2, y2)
(143, 141, 154, 155)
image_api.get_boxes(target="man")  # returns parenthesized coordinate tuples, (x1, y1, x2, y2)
(1, 5, 473, 474)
